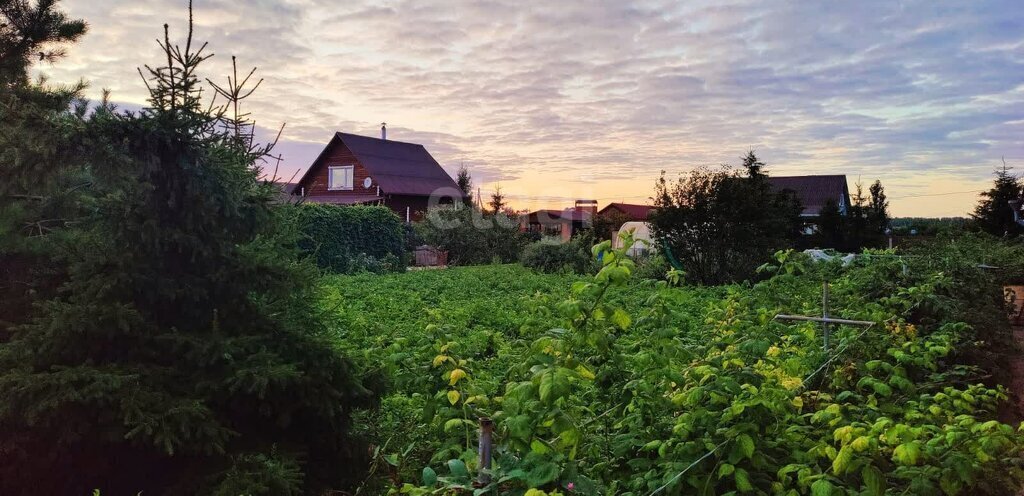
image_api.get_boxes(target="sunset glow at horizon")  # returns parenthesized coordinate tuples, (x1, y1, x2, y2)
(46, 0, 1024, 217)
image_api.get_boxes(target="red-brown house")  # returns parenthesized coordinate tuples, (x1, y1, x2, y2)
(293, 131, 464, 221)
(597, 202, 654, 221)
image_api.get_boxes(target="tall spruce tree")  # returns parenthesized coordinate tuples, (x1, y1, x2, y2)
(972, 163, 1023, 237)
(867, 179, 890, 237)
(456, 163, 473, 207)
(489, 183, 507, 214)
(0, 0, 86, 84)
(741, 149, 766, 178)
(0, 4, 375, 495)
(0, 0, 88, 340)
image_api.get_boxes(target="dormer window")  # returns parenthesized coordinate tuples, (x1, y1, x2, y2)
(328, 165, 354, 190)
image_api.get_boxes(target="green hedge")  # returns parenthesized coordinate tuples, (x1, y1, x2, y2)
(294, 203, 405, 273)
(520, 233, 596, 274)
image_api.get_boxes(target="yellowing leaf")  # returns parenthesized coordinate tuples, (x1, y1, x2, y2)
(611, 308, 631, 330)
(893, 442, 921, 466)
(832, 445, 853, 475)
(833, 426, 854, 444)
(449, 368, 467, 386)
(575, 364, 596, 380)
(447, 390, 460, 405)
(432, 355, 449, 367)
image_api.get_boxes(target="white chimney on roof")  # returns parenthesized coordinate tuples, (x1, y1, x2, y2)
(381, 122, 387, 140)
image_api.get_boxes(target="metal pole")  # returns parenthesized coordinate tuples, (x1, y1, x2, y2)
(822, 281, 830, 351)
(477, 417, 493, 486)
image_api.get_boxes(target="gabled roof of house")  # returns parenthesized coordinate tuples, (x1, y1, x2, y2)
(598, 202, 654, 221)
(297, 132, 464, 197)
(767, 175, 850, 216)
(525, 208, 593, 223)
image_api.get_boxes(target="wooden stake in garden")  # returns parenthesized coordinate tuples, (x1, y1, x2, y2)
(476, 417, 494, 486)
(774, 281, 873, 351)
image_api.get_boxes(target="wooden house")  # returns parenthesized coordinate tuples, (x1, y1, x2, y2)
(292, 129, 464, 221)
(521, 200, 596, 242)
(767, 175, 851, 218)
(597, 202, 654, 221)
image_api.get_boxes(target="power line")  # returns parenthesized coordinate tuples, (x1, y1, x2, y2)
(888, 189, 982, 200)
(474, 186, 984, 205)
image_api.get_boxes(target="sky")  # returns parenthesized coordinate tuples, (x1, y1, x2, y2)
(44, 0, 1024, 216)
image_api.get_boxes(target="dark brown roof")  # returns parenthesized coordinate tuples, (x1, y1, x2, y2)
(525, 208, 593, 223)
(598, 203, 654, 221)
(271, 181, 299, 203)
(295, 132, 464, 198)
(767, 175, 850, 216)
(275, 182, 299, 194)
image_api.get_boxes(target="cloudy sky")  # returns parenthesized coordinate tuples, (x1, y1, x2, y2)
(47, 0, 1024, 216)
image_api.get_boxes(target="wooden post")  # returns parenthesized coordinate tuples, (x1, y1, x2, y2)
(774, 281, 872, 352)
(822, 281, 830, 351)
(477, 417, 493, 486)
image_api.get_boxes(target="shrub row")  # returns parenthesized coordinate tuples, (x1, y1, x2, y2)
(293, 203, 405, 274)
(519, 233, 596, 274)
(414, 206, 531, 266)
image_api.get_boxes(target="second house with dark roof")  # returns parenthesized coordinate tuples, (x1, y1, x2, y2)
(293, 130, 464, 221)
(767, 175, 851, 218)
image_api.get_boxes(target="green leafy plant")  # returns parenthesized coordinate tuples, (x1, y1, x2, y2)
(293, 203, 406, 274)
(343, 232, 1024, 495)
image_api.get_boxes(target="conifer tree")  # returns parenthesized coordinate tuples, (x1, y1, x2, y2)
(741, 149, 765, 178)
(456, 163, 473, 207)
(972, 162, 1022, 237)
(867, 179, 890, 235)
(0, 0, 86, 85)
(0, 0, 88, 338)
(844, 181, 869, 249)
(489, 183, 507, 214)
(0, 4, 375, 494)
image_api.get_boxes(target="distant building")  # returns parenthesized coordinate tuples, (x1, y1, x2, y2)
(522, 200, 596, 241)
(597, 202, 655, 221)
(767, 175, 851, 217)
(292, 129, 463, 221)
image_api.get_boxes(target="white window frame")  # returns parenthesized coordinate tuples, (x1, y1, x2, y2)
(328, 165, 354, 191)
